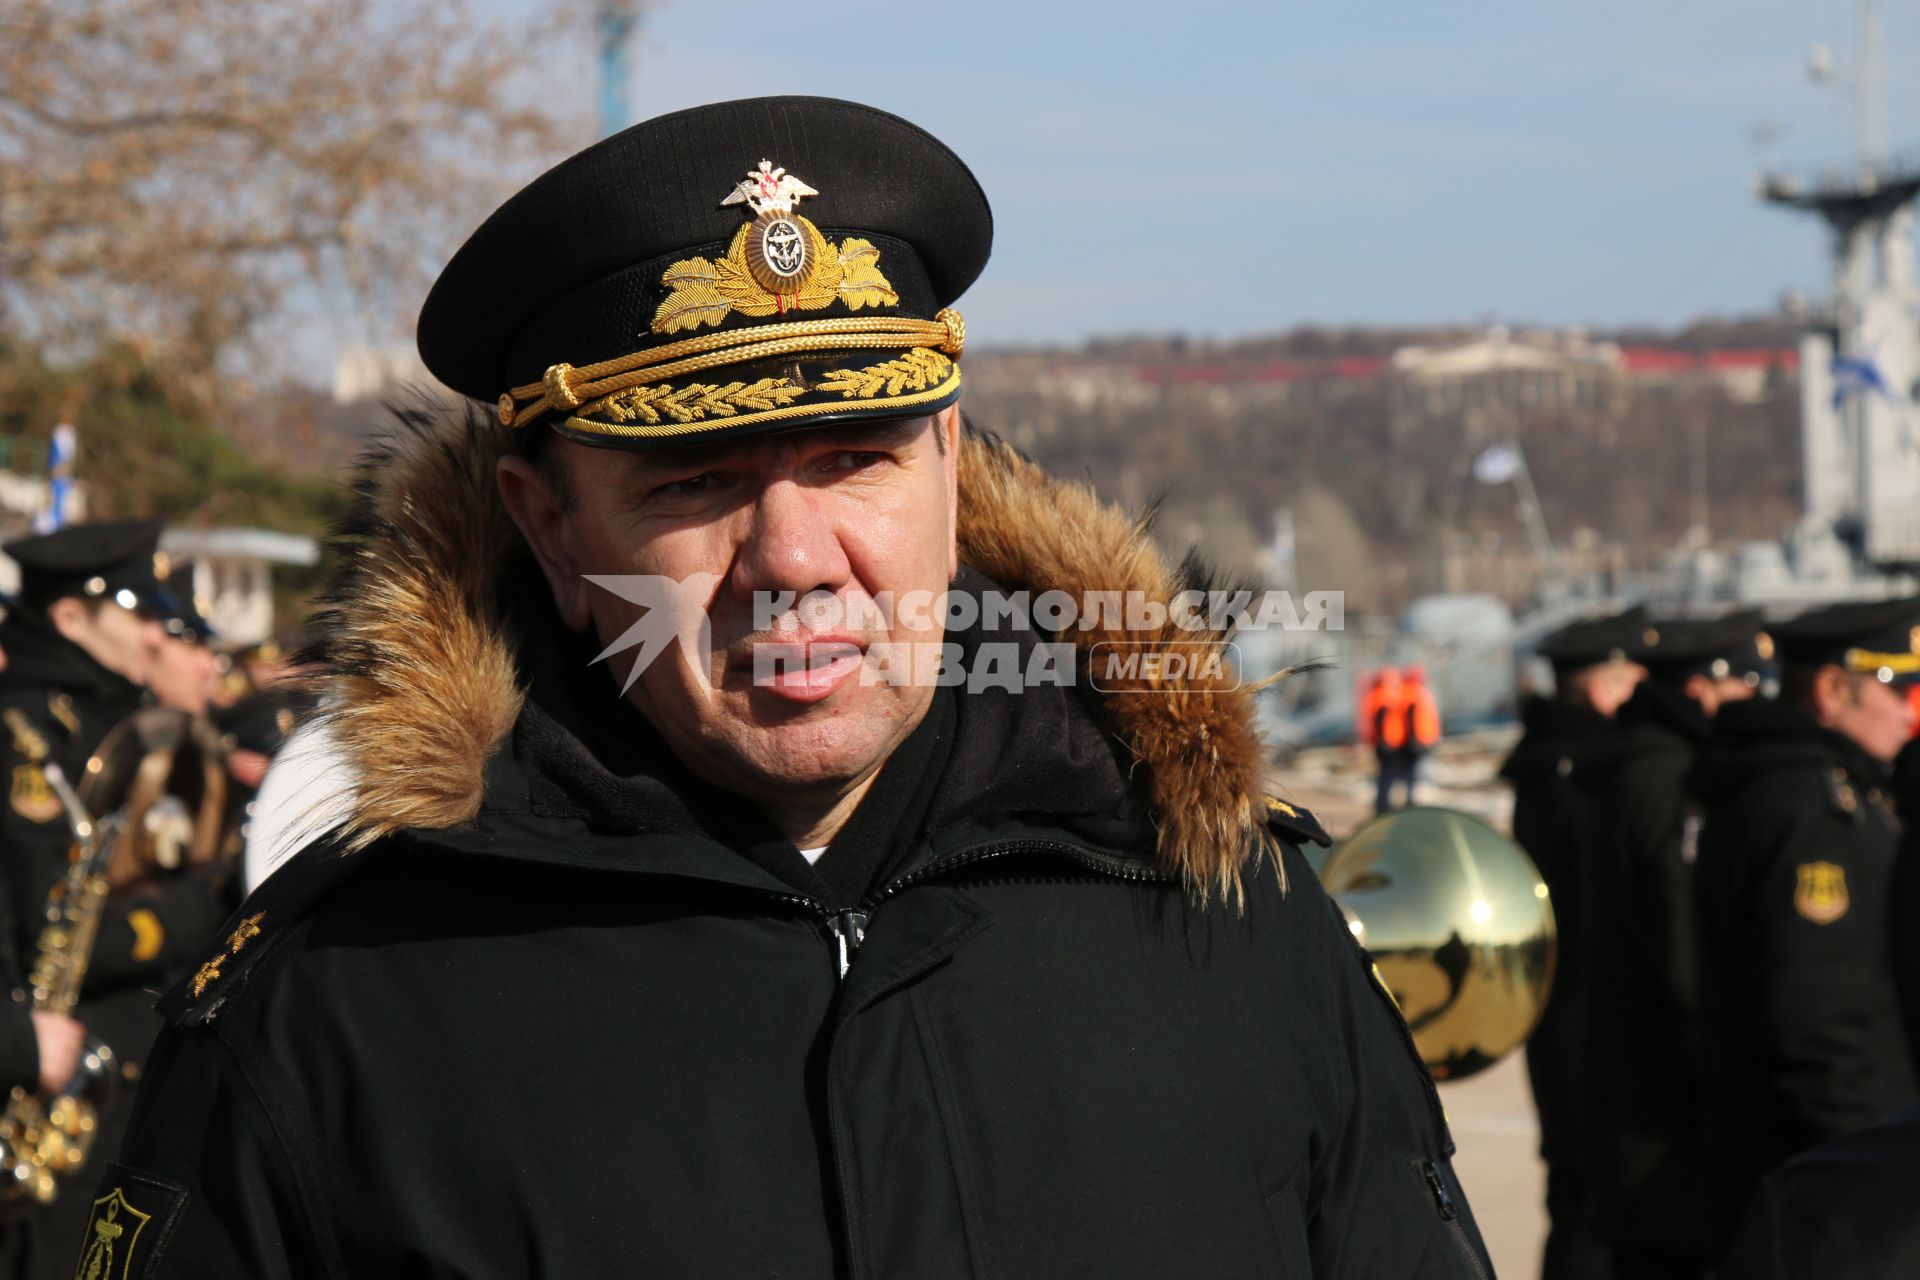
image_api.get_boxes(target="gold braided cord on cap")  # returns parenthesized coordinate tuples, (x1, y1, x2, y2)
(590, 349, 955, 425)
(1843, 648, 1920, 675)
(501, 309, 966, 428)
(597, 376, 808, 426)
(561, 358, 961, 442)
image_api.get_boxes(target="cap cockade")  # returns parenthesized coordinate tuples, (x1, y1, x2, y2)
(1771, 596, 1920, 686)
(717, 160, 831, 299)
(417, 96, 991, 449)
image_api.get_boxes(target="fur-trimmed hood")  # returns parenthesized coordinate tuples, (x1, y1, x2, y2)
(309, 405, 1287, 901)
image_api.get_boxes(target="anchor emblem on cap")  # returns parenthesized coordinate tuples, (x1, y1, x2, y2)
(722, 160, 822, 294)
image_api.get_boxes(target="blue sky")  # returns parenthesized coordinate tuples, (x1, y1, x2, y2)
(409, 0, 1920, 352)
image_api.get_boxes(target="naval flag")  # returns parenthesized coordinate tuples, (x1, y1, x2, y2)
(1831, 355, 1890, 409)
(1472, 444, 1520, 485)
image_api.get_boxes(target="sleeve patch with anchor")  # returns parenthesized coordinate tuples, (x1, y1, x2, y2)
(11, 763, 61, 823)
(1794, 860, 1849, 924)
(72, 1165, 188, 1279)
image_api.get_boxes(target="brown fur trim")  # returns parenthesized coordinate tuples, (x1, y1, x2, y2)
(306, 402, 524, 848)
(955, 426, 1280, 905)
(313, 407, 1284, 901)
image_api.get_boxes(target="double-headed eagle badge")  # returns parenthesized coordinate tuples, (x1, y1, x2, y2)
(722, 160, 820, 294)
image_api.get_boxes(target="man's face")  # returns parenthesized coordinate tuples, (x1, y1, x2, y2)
(1569, 659, 1646, 718)
(53, 598, 163, 685)
(1819, 670, 1916, 762)
(511, 409, 961, 809)
(144, 634, 219, 716)
(1685, 672, 1759, 718)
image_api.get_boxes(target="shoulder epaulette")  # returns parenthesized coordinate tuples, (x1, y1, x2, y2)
(46, 693, 81, 738)
(157, 836, 368, 1028)
(1824, 767, 1866, 826)
(1264, 794, 1331, 848)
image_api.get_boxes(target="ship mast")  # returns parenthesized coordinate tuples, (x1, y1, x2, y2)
(598, 3, 642, 140)
(1760, 0, 1920, 566)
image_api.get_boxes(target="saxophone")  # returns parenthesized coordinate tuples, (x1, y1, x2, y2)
(0, 758, 124, 1204)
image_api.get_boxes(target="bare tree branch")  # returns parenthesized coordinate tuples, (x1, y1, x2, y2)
(0, 0, 590, 402)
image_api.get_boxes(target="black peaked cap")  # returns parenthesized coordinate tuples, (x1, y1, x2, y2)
(1638, 610, 1769, 681)
(1771, 595, 1920, 682)
(419, 97, 992, 446)
(3, 518, 168, 611)
(1538, 604, 1651, 673)
(153, 585, 217, 645)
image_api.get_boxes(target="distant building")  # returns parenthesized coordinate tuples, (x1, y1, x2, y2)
(160, 527, 320, 648)
(1391, 327, 1625, 415)
(333, 345, 435, 404)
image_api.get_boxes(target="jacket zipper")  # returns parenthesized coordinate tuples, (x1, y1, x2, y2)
(820, 838, 1164, 1280)
(1423, 1159, 1489, 1280)
(824, 838, 1169, 978)
(879, 838, 1166, 898)
(827, 910, 869, 978)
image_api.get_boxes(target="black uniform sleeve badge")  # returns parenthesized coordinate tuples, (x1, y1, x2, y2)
(4, 707, 61, 823)
(71, 1166, 187, 1280)
(11, 763, 62, 823)
(1794, 860, 1849, 924)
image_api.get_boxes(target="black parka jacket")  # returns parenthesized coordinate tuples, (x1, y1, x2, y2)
(0, 828, 37, 1093)
(84, 414, 1493, 1279)
(1500, 695, 1624, 1003)
(1584, 680, 1712, 1257)
(1690, 698, 1917, 1240)
(1719, 1103, 1920, 1280)
(1498, 695, 1624, 1181)
(1891, 739, 1920, 1068)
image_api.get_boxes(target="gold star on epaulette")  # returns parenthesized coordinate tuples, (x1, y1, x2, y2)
(47, 694, 80, 737)
(227, 915, 264, 952)
(190, 912, 267, 998)
(1828, 768, 1860, 817)
(1264, 794, 1330, 848)
(189, 957, 222, 999)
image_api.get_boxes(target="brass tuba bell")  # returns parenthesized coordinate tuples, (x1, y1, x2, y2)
(78, 707, 231, 888)
(1319, 806, 1556, 1083)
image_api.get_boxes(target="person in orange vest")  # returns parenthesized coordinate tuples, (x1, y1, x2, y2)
(1362, 666, 1439, 814)
(1355, 668, 1387, 744)
(1382, 666, 1440, 812)
(1359, 667, 1402, 815)
(1400, 665, 1441, 772)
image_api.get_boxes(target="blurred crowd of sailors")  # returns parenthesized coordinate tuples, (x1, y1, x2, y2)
(1505, 597, 1920, 1280)
(0, 518, 306, 1278)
